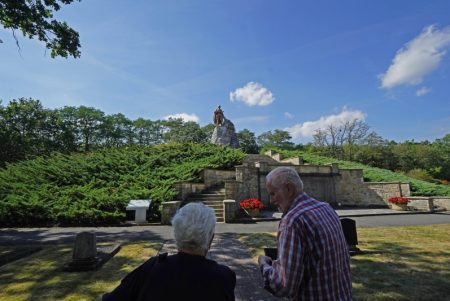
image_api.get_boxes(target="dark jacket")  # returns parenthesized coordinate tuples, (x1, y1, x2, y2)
(103, 252, 236, 301)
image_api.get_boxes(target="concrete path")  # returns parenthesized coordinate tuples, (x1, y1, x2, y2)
(1, 209, 449, 245)
(159, 233, 278, 301)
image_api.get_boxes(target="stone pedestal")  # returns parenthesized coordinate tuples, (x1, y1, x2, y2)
(391, 203, 408, 211)
(64, 232, 120, 272)
(126, 199, 152, 223)
(223, 200, 237, 223)
(161, 201, 181, 225)
(210, 118, 239, 148)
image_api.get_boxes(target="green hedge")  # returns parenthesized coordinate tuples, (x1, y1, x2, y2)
(0, 143, 245, 226)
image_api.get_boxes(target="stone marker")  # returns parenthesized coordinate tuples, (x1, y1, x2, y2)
(340, 218, 362, 255)
(64, 232, 121, 272)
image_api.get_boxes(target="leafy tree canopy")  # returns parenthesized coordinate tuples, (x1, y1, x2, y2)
(0, 0, 81, 58)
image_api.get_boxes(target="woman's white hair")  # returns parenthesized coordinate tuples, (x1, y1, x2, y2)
(172, 202, 216, 253)
(266, 166, 303, 193)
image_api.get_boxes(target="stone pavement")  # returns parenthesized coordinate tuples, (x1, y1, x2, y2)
(159, 233, 278, 301)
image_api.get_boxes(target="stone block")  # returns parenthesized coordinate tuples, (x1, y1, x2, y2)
(223, 200, 237, 223)
(161, 201, 181, 225)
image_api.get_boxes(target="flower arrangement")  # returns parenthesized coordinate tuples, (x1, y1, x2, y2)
(388, 196, 409, 205)
(239, 198, 264, 210)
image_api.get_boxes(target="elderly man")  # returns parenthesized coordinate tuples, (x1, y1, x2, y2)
(103, 202, 236, 301)
(258, 166, 352, 300)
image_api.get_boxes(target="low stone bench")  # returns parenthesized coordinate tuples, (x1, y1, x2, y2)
(126, 199, 152, 223)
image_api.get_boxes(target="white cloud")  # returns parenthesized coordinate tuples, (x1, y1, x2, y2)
(163, 113, 199, 123)
(284, 112, 294, 119)
(379, 25, 450, 89)
(285, 108, 366, 140)
(229, 82, 274, 106)
(416, 87, 431, 97)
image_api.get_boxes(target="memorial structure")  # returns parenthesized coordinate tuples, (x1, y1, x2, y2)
(210, 105, 240, 148)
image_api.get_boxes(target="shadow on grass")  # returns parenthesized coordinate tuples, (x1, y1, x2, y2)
(0, 240, 163, 301)
(352, 241, 450, 301)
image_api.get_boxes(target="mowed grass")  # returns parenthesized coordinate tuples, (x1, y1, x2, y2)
(237, 224, 450, 301)
(0, 241, 162, 301)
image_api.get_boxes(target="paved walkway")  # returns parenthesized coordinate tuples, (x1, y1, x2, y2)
(159, 233, 278, 301)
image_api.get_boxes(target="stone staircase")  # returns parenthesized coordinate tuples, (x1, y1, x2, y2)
(186, 184, 226, 222)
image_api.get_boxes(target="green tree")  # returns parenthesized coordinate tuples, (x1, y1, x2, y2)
(0, 98, 48, 164)
(162, 118, 207, 143)
(133, 118, 164, 145)
(73, 106, 104, 151)
(237, 129, 259, 154)
(0, 0, 81, 58)
(257, 129, 294, 149)
(100, 113, 133, 147)
(432, 134, 450, 180)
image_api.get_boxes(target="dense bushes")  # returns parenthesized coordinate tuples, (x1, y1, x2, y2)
(0, 143, 245, 226)
(276, 149, 450, 197)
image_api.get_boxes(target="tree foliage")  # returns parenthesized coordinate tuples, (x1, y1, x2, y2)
(257, 129, 294, 149)
(0, 0, 81, 58)
(0, 99, 216, 166)
(237, 129, 259, 154)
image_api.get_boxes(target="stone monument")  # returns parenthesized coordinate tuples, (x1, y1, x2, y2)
(64, 231, 121, 272)
(210, 105, 240, 148)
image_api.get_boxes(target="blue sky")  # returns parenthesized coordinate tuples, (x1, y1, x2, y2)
(1, 0, 450, 143)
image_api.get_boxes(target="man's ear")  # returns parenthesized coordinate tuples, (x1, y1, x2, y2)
(286, 182, 297, 198)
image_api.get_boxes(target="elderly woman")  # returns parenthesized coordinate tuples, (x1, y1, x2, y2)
(103, 202, 236, 301)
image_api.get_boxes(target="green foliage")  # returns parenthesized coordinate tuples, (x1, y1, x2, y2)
(257, 129, 294, 149)
(0, 143, 245, 226)
(0, 0, 81, 58)
(274, 148, 450, 197)
(237, 129, 259, 154)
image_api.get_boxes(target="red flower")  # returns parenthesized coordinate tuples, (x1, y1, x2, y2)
(239, 198, 264, 210)
(388, 196, 409, 205)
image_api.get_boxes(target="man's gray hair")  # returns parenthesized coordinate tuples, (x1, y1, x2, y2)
(172, 202, 216, 253)
(266, 166, 304, 192)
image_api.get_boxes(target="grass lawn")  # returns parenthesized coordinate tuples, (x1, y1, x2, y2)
(1, 224, 449, 300)
(237, 224, 450, 301)
(0, 241, 162, 301)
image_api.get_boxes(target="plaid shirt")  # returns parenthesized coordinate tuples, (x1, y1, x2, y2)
(261, 193, 352, 300)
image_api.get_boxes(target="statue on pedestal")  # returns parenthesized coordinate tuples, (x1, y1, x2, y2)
(210, 105, 239, 148)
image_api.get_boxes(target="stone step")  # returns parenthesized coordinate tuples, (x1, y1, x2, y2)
(189, 193, 225, 199)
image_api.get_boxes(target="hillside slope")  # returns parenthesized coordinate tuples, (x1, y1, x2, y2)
(0, 143, 245, 226)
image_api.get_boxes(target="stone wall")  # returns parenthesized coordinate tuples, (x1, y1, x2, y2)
(173, 182, 205, 201)
(433, 197, 450, 210)
(407, 197, 433, 211)
(366, 182, 411, 200)
(202, 169, 236, 187)
(172, 152, 450, 212)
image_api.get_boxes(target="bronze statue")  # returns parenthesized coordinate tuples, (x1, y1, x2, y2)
(213, 105, 224, 126)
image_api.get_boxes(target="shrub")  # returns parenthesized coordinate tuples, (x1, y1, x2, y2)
(0, 143, 245, 226)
